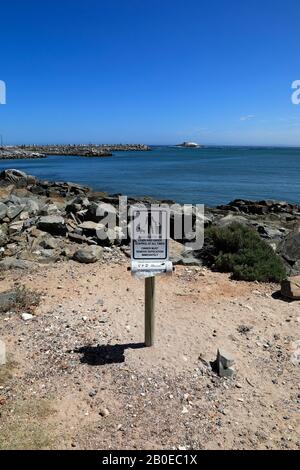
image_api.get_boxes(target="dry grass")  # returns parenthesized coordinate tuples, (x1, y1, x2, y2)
(14, 286, 41, 313)
(0, 399, 56, 450)
(0, 286, 41, 314)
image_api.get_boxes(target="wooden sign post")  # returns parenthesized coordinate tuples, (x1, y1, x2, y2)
(145, 276, 155, 347)
(130, 206, 172, 347)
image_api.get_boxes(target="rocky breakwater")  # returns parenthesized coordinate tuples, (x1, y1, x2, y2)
(0, 169, 300, 276)
(0, 148, 45, 160)
(14, 143, 151, 157)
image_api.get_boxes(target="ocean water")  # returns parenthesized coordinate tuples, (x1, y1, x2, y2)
(1, 146, 300, 206)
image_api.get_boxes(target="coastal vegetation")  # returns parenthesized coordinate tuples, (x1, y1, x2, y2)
(205, 223, 287, 282)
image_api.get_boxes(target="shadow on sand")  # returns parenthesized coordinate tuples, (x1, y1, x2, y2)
(271, 290, 294, 303)
(74, 342, 145, 366)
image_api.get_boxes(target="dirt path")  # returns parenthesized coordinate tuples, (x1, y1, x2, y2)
(0, 258, 299, 449)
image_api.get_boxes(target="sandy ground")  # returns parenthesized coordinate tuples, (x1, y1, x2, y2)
(0, 255, 299, 450)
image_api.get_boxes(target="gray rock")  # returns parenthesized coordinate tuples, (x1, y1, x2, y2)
(38, 248, 56, 258)
(214, 348, 235, 378)
(23, 217, 39, 230)
(281, 276, 300, 300)
(280, 230, 300, 264)
(66, 196, 90, 213)
(78, 221, 101, 235)
(217, 348, 235, 368)
(0, 257, 33, 270)
(0, 289, 18, 312)
(258, 225, 284, 239)
(6, 205, 24, 220)
(95, 225, 118, 245)
(291, 260, 300, 276)
(0, 339, 6, 366)
(39, 235, 59, 250)
(87, 201, 118, 224)
(291, 351, 300, 366)
(40, 203, 59, 216)
(8, 220, 24, 235)
(0, 169, 29, 183)
(0, 228, 8, 247)
(19, 211, 30, 221)
(0, 202, 7, 220)
(68, 232, 88, 244)
(7, 194, 22, 205)
(24, 199, 40, 215)
(37, 215, 67, 235)
(73, 245, 103, 263)
(217, 214, 248, 228)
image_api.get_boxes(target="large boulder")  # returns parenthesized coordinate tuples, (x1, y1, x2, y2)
(86, 202, 118, 224)
(40, 203, 59, 216)
(257, 225, 285, 240)
(0, 169, 36, 185)
(279, 229, 300, 274)
(6, 205, 24, 220)
(217, 214, 248, 228)
(281, 276, 300, 300)
(23, 198, 40, 215)
(37, 215, 67, 235)
(73, 245, 103, 264)
(66, 196, 90, 214)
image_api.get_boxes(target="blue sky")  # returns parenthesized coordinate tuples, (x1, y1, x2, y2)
(0, 0, 299, 146)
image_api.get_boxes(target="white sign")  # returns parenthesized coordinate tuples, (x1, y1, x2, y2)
(130, 207, 172, 277)
(133, 239, 167, 260)
(131, 207, 169, 261)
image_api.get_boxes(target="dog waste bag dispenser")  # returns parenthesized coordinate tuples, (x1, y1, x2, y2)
(130, 206, 173, 346)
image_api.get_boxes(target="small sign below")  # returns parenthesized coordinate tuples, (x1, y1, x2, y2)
(132, 239, 167, 260)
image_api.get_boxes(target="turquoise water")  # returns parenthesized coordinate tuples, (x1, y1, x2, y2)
(1, 146, 300, 206)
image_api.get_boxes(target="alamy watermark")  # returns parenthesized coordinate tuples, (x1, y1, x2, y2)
(93, 197, 205, 251)
(291, 80, 300, 105)
(0, 80, 6, 104)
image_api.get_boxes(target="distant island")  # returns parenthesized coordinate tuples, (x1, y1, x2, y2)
(0, 144, 151, 160)
(176, 141, 202, 148)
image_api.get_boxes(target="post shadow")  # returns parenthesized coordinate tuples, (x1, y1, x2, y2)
(74, 342, 145, 366)
(271, 290, 294, 303)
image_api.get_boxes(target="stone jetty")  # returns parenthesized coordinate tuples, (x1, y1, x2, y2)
(0, 148, 46, 160)
(0, 144, 151, 160)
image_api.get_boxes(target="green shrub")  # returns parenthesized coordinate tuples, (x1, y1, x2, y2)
(205, 223, 286, 282)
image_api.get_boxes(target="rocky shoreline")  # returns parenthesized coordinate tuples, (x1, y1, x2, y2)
(0, 168, 299, 276)
(0, 149, 46, 160)
(0, 144, 151, 160)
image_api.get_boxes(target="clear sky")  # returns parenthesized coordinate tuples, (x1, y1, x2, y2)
(0, 0, 299, 146)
